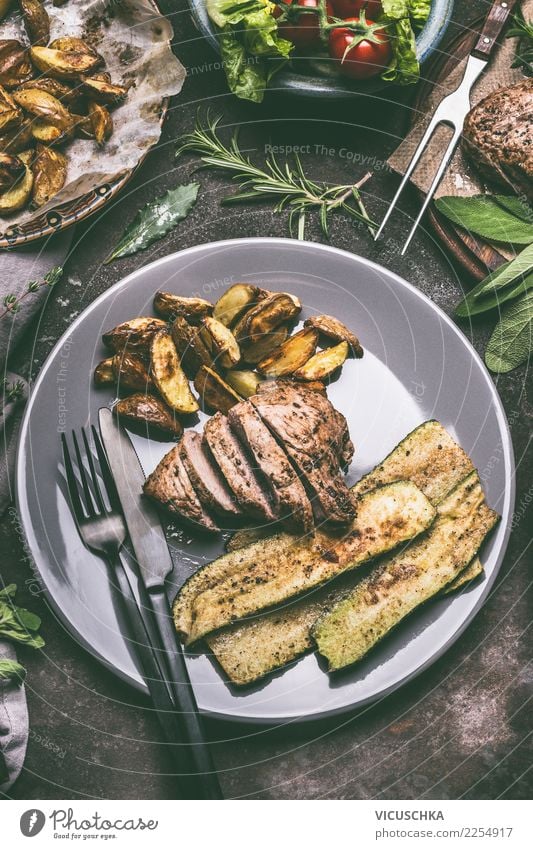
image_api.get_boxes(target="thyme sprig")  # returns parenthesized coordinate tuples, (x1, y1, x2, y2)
(0, 266, 62, 322)
(176, 115, 376, 238)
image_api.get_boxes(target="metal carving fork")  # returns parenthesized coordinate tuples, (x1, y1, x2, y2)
(375, 0, 519, 254)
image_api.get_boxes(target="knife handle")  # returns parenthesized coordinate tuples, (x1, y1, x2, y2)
(472, 0, 518, 60)
(148, 589, 223, 800)
(112, 561, 219, 799)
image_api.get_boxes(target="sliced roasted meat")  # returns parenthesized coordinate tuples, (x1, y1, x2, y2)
(143, 445, 219, 532)
(251, 381, 355, 524)
(228, 400, 313, 533)
(204, 412, 276, 523)
(179, 430, 241, 518)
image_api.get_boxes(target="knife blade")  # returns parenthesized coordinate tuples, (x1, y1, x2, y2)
(98, 407, 172, 590)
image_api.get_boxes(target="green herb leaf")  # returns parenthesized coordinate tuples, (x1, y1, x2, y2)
(456, 271, 533, 318)
(435, 195, 533, 245)
(0, 659, 26, 684)
(0, 585, 45, 649)
(494, 195, 533, 224)
(485, 290, 533, 373)
(107, 183, 200, 263)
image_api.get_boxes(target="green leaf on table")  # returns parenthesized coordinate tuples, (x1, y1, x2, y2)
(435, 195, 533, 245)
(106, 183, 200, 263)
(494, 195, 533, 224)
(0, 585, 45, 649)
(485, 290, 533, 373)
(476, 242, 533, 298)
(0, 659, 26, 684)
(0, 584, 17, 600)
(456, 272, 533, 318)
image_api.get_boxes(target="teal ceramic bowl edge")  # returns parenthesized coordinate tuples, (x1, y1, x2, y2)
(189, 0, 455, 98)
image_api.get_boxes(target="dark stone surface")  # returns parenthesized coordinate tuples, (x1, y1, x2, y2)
(2, 0, 531, 801)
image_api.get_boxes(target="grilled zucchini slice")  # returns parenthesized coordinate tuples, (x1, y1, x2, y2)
(174, 479, 435, 644)
(205, 420, 478, 685)
(313, 472, 498, 670)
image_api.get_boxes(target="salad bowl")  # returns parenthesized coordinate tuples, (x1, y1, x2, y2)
(189, 0, 455, 99)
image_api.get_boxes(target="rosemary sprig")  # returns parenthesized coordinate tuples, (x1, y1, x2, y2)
(506, 10, 533, 76)
(176, 115, 376, 238)
(3, 378, 25, 404)
(0, 266, 62, 322)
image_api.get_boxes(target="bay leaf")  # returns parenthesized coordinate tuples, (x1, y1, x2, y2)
(107, 182, 200, 263)
(485, 290, 533, 373)
(435, 195, 533, 245)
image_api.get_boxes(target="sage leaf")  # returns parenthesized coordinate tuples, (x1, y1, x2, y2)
(456, 271, 533, 318)
(107, 183, 200, 263)
(477, 243, 533, 297)
(0, 659, 26, 684)
(435, 195, 533, 245)
(485, 290, 533, 373)
(495, 195, 533, 224)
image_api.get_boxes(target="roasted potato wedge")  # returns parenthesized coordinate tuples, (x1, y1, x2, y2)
(170, 315, 212, 378)
(31, 143, 67, 207)
(14, 88, 73, 130)
(293, 341, 349, 381)
(0, 152, 24, 190)
(112, 352, 152, 392)
(223, 369, 263, 399)
(71, 112, 93, 139)
(30, 118, 69, 143)
(201, 316, 240, 369)
(102, 316, 166, 357)
(93, 357, 114, 386)
(0, 85, 21, 131)
(114, 393, 183, 439)
(20, 0, 50, 46)
(256, 328, 319, 378)
(194, 365, 242, 414)
(17, 77, 79, 107)
(150, 328, 199, 414)
(30, 46, 101, 80)
(292, 378, 326, 393)
(234, 293, 300, 345)
(153, 291, 213, 323)
(213, 283, 265, 328)
(240, 326, 288, 365)
(88, 100, 112, 146)
(0, 40, 33, 88)
(0, 119, 32, 152)
(49, 37, 99, 58)
(304, 314, 363, 358)
(80, 75, 128, 105)
(0, 149, 32, 213)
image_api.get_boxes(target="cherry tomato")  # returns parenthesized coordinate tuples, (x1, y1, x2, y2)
(331, 0, 382, 18)
(275, 0, 334, 49)
(328, 17, 391, 79)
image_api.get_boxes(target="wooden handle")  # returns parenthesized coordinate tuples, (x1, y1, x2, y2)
(472, 0, 519, 60)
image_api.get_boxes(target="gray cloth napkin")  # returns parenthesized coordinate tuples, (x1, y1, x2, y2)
(0, 230, 72, 791)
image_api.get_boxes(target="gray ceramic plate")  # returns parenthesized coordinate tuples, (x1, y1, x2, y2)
(16, 238, 514, 723)
(189, 0, 455, 98)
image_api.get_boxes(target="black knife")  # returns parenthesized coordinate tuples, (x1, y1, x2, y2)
(98, 408, 222, 800)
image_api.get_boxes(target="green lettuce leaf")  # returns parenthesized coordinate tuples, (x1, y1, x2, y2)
(381, 16, 419, 84)
(0, 659, 26, 684)
(381, 0, 410, 17)
(207, 0, 292, 101)
(409, 0, 431, 27)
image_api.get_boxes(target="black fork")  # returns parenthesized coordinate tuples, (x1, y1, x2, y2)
(61, 427, 219, 799)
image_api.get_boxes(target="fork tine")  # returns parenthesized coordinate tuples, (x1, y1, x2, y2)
(61, 433, 86, 522)
(401, 126, 462, 255)
(374, 116, 443, 242)
(72, 430, 97, 518)
(81, 427, 106, 515)
(92, 425, 122, 512)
